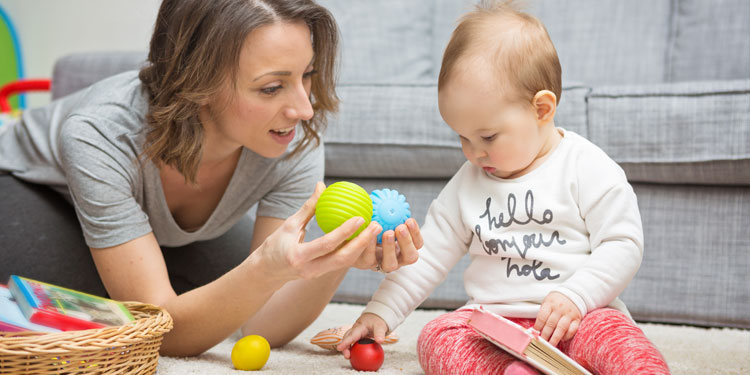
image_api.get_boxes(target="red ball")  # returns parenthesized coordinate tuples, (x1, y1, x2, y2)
(349, 338, 384, 372)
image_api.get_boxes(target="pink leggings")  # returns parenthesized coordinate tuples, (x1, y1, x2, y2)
(417, 308, 669, 375)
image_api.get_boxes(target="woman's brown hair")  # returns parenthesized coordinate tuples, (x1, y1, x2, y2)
(139, 0, 339, 184)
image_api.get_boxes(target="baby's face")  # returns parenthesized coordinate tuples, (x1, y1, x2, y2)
(438, 69, 552, 179)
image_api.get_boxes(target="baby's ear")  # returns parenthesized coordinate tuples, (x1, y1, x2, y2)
(532, 90, 557, 124)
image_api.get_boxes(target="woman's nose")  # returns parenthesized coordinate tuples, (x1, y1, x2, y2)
(284, 83, 314, 121)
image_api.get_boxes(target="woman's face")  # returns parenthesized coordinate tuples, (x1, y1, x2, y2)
(201, 21, 316, 159)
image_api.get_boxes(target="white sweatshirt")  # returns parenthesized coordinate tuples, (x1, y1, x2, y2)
(364, 129, 644, 332)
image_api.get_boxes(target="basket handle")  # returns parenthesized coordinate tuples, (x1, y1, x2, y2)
(0, 79, 51, 112)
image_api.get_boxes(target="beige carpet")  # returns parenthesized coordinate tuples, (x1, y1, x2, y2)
(157, 303, 750, 374)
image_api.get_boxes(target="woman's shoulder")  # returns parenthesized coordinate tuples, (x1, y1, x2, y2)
(67, 70, 148, 125)
(58, 71, 149, 154)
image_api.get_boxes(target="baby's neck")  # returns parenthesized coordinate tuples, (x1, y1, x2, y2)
(503, 125, 562, 179)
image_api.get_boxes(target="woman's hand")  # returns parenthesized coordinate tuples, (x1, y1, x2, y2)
(352, 218, 423, 273)
(253, 182, 382, 283)
(336, 313, 389, 358)
(533, 291, 582, 346)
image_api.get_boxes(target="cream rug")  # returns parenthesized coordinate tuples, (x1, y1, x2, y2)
(158, 303, 750, 374)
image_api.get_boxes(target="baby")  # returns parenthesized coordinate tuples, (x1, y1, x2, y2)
(337, 2, 670, 374)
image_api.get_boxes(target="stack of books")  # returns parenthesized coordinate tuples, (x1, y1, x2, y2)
(0, 275, 135, 333)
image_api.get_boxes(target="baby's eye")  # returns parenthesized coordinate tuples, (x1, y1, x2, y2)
(481, 134, 497, 142)
(261, 85, 282, 95)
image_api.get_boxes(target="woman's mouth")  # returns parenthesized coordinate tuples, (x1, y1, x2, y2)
(270, 126, 295, 136)
(269, 126, 297, 144)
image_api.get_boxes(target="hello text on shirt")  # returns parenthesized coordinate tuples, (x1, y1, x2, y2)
(474, 189, 565, 281)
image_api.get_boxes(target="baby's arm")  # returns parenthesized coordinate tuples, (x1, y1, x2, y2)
(360, 198, 469, 331)
(337, 172, 474, 355)
(557, 180, 643, 315)
(548, 157, 643, 335)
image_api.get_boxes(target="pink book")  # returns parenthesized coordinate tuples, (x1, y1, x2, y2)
(467, 307, 592, 375)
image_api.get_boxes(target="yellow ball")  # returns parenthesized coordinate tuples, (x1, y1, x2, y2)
(231, 335, 270, 371)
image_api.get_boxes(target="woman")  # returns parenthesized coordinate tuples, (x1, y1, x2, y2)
(0, 0, 422, 356)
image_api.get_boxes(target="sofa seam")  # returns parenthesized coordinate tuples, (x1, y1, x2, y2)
(664, 0, 680, 83)
(588, 90, 750, 99)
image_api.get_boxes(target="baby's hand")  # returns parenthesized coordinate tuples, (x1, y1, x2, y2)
(336, 313, 388, 358)
(533, 291, 582, 346)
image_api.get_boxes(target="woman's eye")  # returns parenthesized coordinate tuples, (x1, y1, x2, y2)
(303, 69, 317, 79)
(261, 85, 282, 95)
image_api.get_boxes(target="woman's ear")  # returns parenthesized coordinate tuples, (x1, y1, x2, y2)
(532, 90, 557, 125)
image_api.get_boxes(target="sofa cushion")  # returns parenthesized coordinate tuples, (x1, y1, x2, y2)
(588, 79, 750, 185)
(528, 0, 672, 85)
(431, 0, 476, 79)
(316, 0, 434, 84)
(322, 84, 462, 178)
(556, 84, 589, 138)
(620, 183, 750, 329)
(323, 83, 590, 178)
(431, 1, 672, 86)
(668, 0, 750, 82)
(52, 52, 146, 100)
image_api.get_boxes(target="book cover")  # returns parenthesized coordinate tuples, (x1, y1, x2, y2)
(467, 307, 592, 375)
(0, 285, 60, 333)
(8, 275, 134, 331)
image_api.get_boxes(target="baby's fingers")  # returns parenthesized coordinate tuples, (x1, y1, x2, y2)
(563, 319, 580, 342)
(373, 322, 388, 344)
(534, 303, 552, 332)
(548, 315, 571, 346)
(337, 324, 370, 355)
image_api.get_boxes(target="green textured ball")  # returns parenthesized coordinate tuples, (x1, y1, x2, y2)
(315, 181, 373, 240)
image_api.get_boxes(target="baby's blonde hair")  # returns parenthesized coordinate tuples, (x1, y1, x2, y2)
(438, 0, 561, 105)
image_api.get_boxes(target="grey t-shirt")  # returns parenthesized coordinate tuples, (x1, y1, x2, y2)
(0, 71, 324, 248)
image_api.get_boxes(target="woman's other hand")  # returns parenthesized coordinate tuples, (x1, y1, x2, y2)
(353, 218, 423, 273)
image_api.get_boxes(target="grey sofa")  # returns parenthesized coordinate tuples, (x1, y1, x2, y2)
(49, 0, 749, 330)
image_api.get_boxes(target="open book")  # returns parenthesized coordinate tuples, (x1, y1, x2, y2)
(467, 307, 592, 375)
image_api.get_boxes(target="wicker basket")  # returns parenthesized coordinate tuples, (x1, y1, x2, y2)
(0, 302, 173, 375)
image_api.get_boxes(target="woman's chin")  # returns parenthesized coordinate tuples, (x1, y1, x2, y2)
(249, 144, 289, 159)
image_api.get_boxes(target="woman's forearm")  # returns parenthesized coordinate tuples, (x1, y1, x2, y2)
(158, 254, 287, 356)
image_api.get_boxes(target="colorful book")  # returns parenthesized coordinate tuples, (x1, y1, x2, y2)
(0, 285, 60, 332)
(467, 307, 592, 375)
(8, 275, 134, 331)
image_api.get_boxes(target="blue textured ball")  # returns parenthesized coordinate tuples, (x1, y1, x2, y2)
(370, 188, 411, 243)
